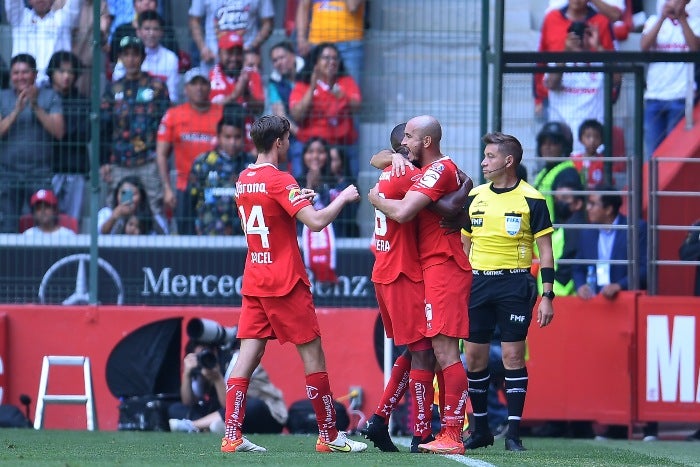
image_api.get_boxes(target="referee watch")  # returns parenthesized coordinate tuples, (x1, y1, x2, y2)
(542, 290, 555, 301)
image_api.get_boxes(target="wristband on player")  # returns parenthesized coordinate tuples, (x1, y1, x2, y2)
(540, 267, 555, 284)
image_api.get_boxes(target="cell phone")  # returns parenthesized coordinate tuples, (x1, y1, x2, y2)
(121, 188, 133, 204)
(568, 21, 587, 41)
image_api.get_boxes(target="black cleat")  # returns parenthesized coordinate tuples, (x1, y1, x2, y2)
(410, 434, 435, 453)
(463, 431, 495, 450)
(360, 415, 399, 452)
(504, 437, 527, 451)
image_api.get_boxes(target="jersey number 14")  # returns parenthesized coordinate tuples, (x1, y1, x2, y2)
(238, 205, 270, 248)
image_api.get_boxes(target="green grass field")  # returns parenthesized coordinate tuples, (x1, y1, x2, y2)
(2, 430, 700, 466)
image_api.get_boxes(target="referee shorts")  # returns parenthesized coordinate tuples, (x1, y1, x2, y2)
(467, 270, 537, 344)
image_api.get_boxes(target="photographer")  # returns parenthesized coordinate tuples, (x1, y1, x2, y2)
(168, 338, 287, 434)
(168, 340, 227, 433)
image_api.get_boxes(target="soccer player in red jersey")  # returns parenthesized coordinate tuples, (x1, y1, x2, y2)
(361, 123, 438, 453)
(221, 115, 366, 454)
(368, 115, 472, 455)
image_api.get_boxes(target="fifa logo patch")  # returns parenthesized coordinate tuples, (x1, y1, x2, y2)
(505, 215, 521, 236)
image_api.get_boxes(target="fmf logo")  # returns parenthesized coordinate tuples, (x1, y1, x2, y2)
(646, 315, 699, 403)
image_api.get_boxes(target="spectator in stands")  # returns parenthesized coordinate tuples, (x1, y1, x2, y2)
(5, 0, 80, 85)
(123, 213, 149, 235)
(168, 339, 287, 435)
(100, 36, 169, 218)
(0, 53, 65, 233)
(536, 0, 615, 125)
(573, 184, 647, 299)
(47, 51, 90, 221)
(267, 40, 305, 177)
(188, 0, 275, 72)
(109, 0, 180, 70)
(209, 32, 265, 153)
(296, 0, 366, 86)
(23, 189, 76, 236)
(641, 0, 700, 157)
(97, 174, 167, 234)
(328, 146, 359, 237)
(56, 0, 111, 97)
(546, 0, 625, 22)
(571, 119, 606, 188)
(157, 67, 223, 235)
(533, 121, 581, 222)
(290, 43, 362, 178)
(244, 49, 261, 72)
(187, 114, 253, 236)
(112, 10, 179, 102)
(209, 33, 265, 111)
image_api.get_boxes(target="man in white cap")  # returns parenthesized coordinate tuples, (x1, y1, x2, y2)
(156, 67, 223, 234)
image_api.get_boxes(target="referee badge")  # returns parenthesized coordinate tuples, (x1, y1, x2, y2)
(505, 214, 522, 236)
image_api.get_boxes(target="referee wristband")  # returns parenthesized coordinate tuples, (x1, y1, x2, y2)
(541, 267, 555, 284)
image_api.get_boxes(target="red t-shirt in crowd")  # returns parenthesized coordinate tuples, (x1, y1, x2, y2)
(235, 163, 312, 296)
(289, 76, 361, 145)
(535, 6, 615, 102)
(157, 103, 224, 191)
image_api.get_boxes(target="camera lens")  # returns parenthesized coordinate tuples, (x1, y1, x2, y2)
(197, 349, 218, 369)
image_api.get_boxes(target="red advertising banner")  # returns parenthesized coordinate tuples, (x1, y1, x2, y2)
(636, 296, 700, 422)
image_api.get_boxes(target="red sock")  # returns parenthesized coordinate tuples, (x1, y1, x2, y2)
(224, 377, 249, 440)
(441, 362, 468, 428)
(305, 371, 339, 442)
(409, 369, 434, 438)
(374, 353, 411, 421)
(436, 369, 445, 419)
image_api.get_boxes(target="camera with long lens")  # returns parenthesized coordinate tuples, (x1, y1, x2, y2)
(186, 318, 238, 346)
(186, 318, 238, 377)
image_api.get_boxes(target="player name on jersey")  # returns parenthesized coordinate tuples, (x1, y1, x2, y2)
(375, 239, 391, 252)
(250, 251, 273, 264)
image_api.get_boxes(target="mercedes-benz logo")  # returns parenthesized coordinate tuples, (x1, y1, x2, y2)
(39, 254, 124, 305)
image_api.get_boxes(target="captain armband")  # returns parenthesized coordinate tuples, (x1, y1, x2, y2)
(540, 267, 555, 284)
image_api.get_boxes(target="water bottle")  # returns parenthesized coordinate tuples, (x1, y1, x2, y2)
(586, 265, 597, 293)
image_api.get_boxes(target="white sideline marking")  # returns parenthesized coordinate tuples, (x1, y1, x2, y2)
(394, 438, 497, 467)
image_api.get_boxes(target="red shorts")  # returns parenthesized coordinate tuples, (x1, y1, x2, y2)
(238, 280, 321, 345)
(423, 259, 471, 339)
(374, 274, 426, 346)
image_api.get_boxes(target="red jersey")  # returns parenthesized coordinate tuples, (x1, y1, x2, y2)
(208, 64, 264, 152)
(535, 6, 615, 102)
(410, 157, 471, 271)
(235, 163, 312, 296)
(289, 76, 361, 145)
(157, 103, 223, 191)
(372, 166, 423, 284)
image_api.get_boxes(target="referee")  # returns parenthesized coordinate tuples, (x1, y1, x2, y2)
(461, 132, 555, 452)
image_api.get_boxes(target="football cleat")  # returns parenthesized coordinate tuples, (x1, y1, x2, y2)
(463, 430, 495, 450)
(418, 429, 465, 455)
(315, 431, 368, 453)
(504, 437, 526, 451)
(220, 437, 267, 453)
(411, 434, 435, 453)
(360, 415, 399, 452)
